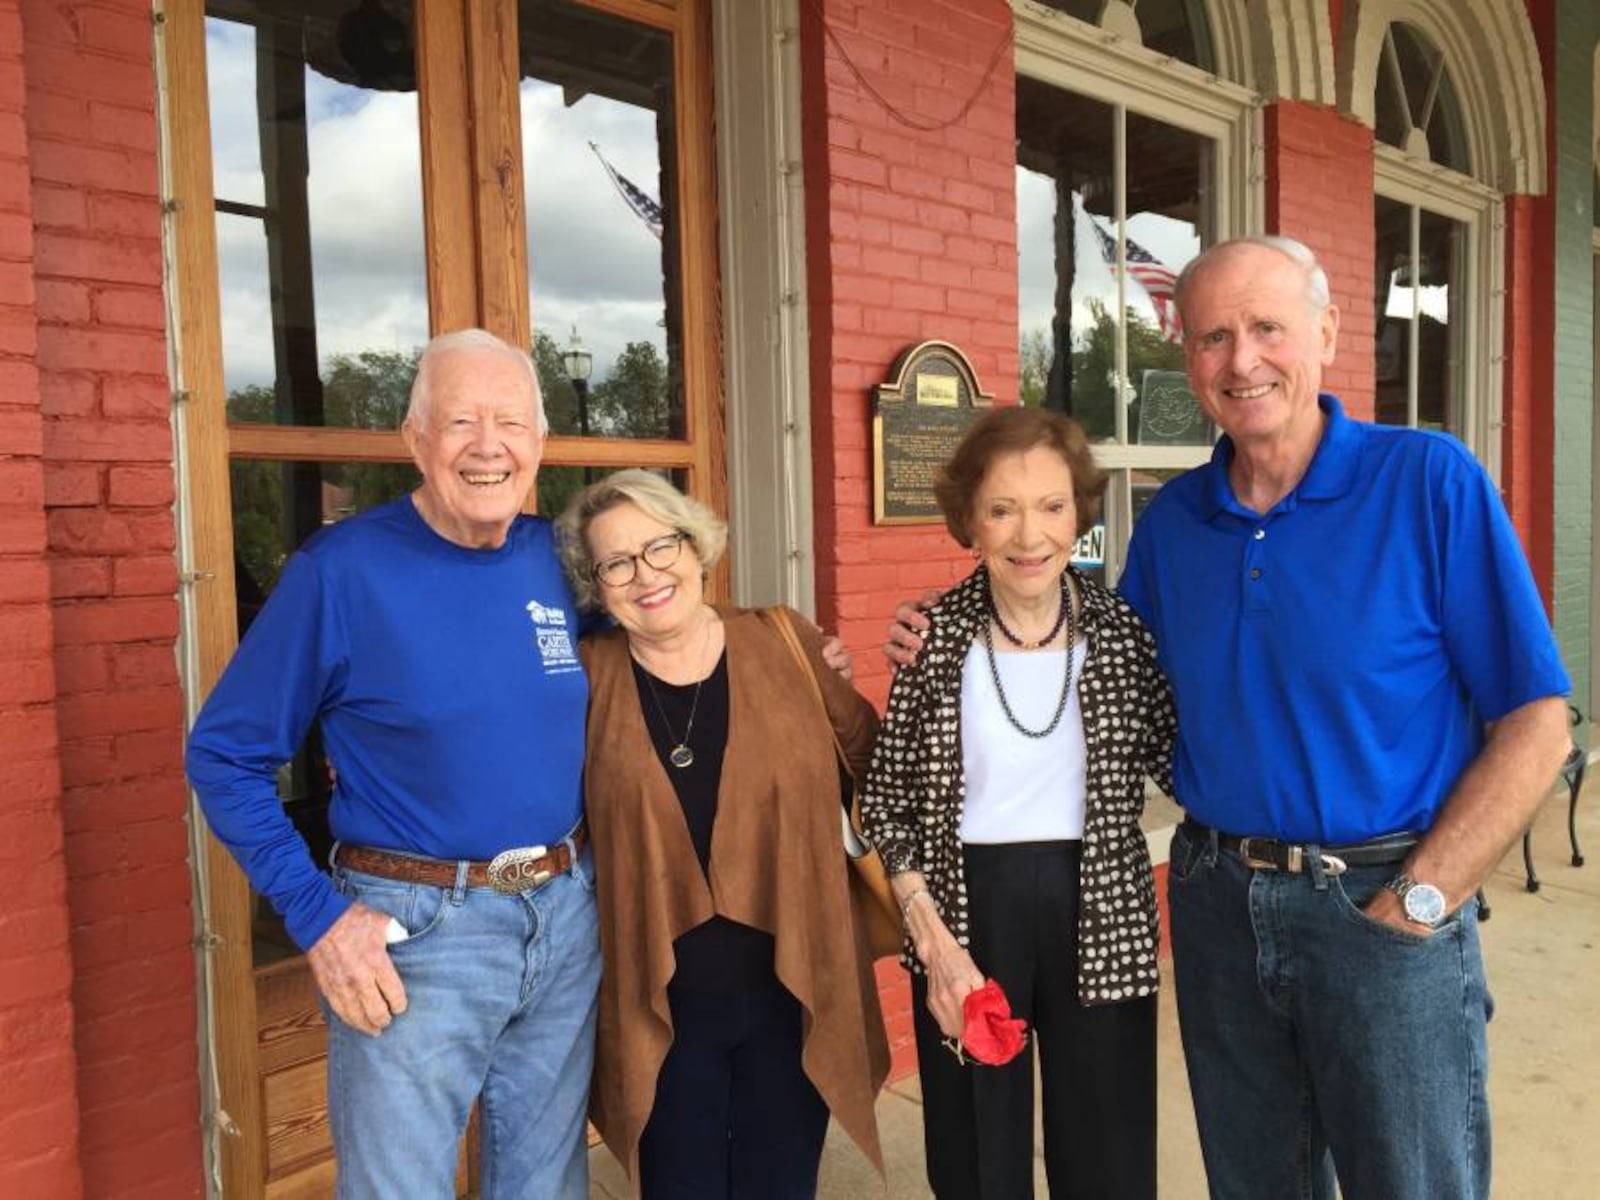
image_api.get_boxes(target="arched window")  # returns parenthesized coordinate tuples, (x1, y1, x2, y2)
(1371, 21, 1482, 440)
(1013, 0, 1257, 585)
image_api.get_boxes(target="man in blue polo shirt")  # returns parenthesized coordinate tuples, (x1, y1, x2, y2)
(1117, 236, 1571, 1200)
(188, 329, 597, 1199)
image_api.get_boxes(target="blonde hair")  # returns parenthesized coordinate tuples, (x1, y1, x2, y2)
(555, 469, 728, 610)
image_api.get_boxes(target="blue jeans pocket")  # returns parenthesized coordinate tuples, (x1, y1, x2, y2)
(334, 869, 453, 947)
(1167, 825, 1208, 886)
(1329, 872, 1462, 947)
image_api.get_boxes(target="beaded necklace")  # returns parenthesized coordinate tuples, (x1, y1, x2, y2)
(981, 574, 1077, 739)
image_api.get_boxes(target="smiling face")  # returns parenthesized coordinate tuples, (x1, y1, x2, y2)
(971, 445, 1078, 611)
(403, 348, 543, 549)
(1181, 242, 1339, 456)
(585, 500, 705, 645)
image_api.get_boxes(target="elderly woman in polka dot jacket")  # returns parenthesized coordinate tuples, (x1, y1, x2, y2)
(862, 405, 1176, 1200)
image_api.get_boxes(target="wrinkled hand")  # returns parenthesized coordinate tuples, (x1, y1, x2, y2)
(922, 938, 986, 1038)
(308, 901, 408, 1036)
(1361, 885, 1443, 937)
(821, 634, 854, 683)
(883, 591, 939, 670)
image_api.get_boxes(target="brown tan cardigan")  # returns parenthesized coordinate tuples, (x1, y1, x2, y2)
(579, 605, 889, 1183)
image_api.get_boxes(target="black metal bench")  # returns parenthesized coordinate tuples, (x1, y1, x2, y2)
(1477, 705, 1588, 921)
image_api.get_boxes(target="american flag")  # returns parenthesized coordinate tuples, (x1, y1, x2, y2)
(1090, 218, 1183, 343)
(590, 142, 664, 240)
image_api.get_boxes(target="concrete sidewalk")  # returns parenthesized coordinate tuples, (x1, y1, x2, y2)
(591, 781, 1599, 1197)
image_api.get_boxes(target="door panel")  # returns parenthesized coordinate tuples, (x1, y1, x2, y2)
(169, 1, 723, 1195)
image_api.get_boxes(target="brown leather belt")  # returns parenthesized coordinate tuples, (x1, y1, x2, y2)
(334, 820, 587, 895)
(1182, 817, 1417, 877)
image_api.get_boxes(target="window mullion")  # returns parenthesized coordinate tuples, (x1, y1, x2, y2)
(1407, 204, 1421, 428)
(1113, 103, 1128, 445)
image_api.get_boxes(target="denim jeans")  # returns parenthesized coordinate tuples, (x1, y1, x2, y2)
(324, 848, 601, 1200)
(1168, 822, 1491, 1200)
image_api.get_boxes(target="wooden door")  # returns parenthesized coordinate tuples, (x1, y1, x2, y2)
(166, 1, 722, 1194)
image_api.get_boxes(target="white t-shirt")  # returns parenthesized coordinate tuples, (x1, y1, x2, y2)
(958, 637, 1089, 843)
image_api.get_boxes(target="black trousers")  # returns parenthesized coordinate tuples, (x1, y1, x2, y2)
(637, 972, 829, 1200)
(912, 841, 1156, 1200)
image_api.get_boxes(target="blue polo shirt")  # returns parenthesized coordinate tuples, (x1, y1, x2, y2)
(1119, 395, 1569, 843)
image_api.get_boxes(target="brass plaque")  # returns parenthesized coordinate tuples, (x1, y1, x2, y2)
(872, 341, 993, 525)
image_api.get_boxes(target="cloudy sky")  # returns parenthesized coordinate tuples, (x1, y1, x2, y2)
(206, 16, 669, 395)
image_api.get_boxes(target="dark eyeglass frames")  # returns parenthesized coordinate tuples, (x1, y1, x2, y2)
(593, 532, 690, 588)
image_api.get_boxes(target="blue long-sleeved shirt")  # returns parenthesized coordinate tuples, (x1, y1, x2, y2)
(187, 496, 588, 949)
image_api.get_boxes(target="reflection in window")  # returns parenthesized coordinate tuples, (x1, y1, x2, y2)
(1029, 0, 1211, 70)
(206, 2, 429, 427)
(519, 0, 681, 441)
(1374, 197, 1464, 432)
(1016, 78, 1204, 445)
(229, 458, 419, 963)
(1373, 22, 1470, 173)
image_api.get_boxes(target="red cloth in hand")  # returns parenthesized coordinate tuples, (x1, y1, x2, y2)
(961, 978, 1028, 1065)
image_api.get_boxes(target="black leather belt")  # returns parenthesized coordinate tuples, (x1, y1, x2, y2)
(1182, 817, 1418, 877)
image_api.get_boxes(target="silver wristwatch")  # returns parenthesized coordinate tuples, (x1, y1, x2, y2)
(1384, 874, 1447, 928)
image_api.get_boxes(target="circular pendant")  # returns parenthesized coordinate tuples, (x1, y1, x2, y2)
(668, 744, 695, 769)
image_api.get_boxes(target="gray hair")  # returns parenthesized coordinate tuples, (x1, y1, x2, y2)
(1173, 235, 1332, 321)
(405, 328, 548, 435)
(554, 468, 728, 611)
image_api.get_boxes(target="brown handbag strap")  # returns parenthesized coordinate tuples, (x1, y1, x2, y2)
(765, 606, 854, 779)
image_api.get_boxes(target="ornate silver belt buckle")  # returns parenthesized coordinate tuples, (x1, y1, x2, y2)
(487, 845, 551, 894)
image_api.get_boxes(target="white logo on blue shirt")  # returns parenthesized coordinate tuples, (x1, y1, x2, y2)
(526, 600, 580, 675)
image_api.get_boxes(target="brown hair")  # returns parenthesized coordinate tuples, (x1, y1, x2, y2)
(933, 406, 1106, 547)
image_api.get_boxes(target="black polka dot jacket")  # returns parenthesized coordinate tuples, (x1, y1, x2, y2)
(861, 566, 1177, 1005)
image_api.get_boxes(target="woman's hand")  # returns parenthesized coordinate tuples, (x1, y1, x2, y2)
(893, 872, 984, 1037)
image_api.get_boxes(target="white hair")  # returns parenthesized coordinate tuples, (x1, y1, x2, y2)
(1174, 235, 1333, 317)
(405, 328, 548, 434)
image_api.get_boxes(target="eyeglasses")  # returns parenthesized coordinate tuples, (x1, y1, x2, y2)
(593, 532, 690, 588)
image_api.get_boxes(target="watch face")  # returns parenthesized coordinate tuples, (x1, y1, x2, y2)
(1403, 882, 1447, 926)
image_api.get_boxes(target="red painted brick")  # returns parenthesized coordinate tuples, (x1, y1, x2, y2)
(43, 417, 171, 463)
(42, 462, 100, 507)
(53, 644, 108, 694)
(24, 136, 156, 194)
(37, 372, 97, 417)
(36, 325, 166, 375)
(69, 906, 191, 973)
(92, 286, 165, 330)
(48, 556, 110, 598)
(106, 465, 172, 508)
(18, 46, 154, 110)
(99, 375, 169, 420)
(29, 183, 85, 230)
(61, 776, 186, 833)
(32, 230, 160, 285)
(65, 818, 188, 879)
(0, 654, 54, 704)
(35, 279, 90, 324)
(106, 641, 175, 688)
(85, 101, 157, 153)
(51, 596, 178, 645)
(111, 554, 176, 597)
(0, 556, 49, 602)
(83, 190, 161, 237)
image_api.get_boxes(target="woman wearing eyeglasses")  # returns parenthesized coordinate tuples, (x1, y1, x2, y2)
(554, 470, 890, 1199)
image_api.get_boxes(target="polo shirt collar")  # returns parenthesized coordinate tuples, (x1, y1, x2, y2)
(1200, 394, 1362, 519)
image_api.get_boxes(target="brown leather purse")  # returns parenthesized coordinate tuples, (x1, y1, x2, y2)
(765, 606, 904, 959)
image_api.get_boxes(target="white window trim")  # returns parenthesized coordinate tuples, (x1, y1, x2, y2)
(1014, 3, 1264, 581)
(1374, 144, 1504, 482)
(714, 0, 815, 613)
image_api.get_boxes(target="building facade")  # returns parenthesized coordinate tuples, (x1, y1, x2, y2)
(1, 0, 1596, 1195)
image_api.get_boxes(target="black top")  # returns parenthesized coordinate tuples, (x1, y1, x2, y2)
(630, 650, 775, 991)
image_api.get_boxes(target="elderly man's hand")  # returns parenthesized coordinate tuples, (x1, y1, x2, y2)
(308, 901, 409, 1036)
(883, 591, 940, 670)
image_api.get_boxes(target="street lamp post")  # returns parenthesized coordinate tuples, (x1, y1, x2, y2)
(561, 324, 594, 438)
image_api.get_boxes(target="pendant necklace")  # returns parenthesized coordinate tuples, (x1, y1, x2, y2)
(983, 575, 1077, 739)
(640, 611, 714, 769)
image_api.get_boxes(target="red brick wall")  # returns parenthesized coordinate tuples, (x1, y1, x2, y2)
(1502, 194, 1550, 587)
(1264, 101, 1377, 419)
(0, 0, 85, 1194)
(800, 0, 1017, 1079)
(19, 2, 202, 1196)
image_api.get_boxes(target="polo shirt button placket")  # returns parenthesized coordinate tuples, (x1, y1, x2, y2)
(1244, 525, 1269, 613)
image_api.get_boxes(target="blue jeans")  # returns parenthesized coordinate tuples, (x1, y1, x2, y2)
(324, 849, 601, 1200)
(1168, 822, 1491, 1200)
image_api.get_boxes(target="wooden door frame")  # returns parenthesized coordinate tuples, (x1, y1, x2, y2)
(166, 0, 723, 1193)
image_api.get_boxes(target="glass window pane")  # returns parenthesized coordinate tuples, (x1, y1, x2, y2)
(1125, 113, 1204, 445)
(1374, 195, 1411, 426)
(1415, 209, 1463, 433)
(229, 458, 419, 962)
(1016, 78, 1118, 440)
(535, 465, 688, 525)
(207, 3, 430, 427)
(520, 0, 681, 441)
